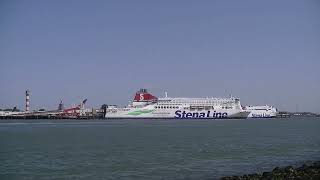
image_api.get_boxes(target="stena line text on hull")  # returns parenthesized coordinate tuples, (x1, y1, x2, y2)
(174, 110, 228, 119)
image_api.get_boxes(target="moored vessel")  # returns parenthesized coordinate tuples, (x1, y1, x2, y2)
(105, 89, 250, 119)
(245, 105, 277, 118)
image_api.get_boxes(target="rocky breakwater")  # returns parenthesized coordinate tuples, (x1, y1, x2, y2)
(221, 161, 320, 180)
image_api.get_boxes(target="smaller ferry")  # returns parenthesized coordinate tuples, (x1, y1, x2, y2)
(245, 105, 277, 118)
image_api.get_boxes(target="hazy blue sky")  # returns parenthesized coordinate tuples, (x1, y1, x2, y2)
(1, 0, 319, 112)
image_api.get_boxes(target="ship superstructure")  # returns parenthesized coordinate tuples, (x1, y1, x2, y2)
(105, 89, 250, 119)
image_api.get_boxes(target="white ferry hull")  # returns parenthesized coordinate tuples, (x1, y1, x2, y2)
(247, 111, 277, 118)
(105, 108, 250, 119)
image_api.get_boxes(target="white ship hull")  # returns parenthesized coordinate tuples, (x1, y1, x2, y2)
(105, 106, 250, 119)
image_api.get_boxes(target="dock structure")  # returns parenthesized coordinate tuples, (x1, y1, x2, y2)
(0, 89, 106, 119)
(0, 109, 105, 119)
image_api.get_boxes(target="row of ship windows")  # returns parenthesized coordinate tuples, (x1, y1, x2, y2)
(159, 104, 235, 107)
(154, 106, 234, 110)
(159, 102, 234, 104)
(158, 103, 236, 106)
(160, 101, 235, 104)
(155, 106, 179, 109)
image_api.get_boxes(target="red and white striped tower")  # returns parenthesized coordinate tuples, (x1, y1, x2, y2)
(25, 90, 30, 112)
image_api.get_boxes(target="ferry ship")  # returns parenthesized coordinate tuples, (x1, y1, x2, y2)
(245, 105, 277, 118)
(105, 89, 250, 119)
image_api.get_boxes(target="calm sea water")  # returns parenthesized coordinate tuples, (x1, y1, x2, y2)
(0, 117, 319, 180)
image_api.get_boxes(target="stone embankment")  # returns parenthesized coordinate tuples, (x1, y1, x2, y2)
(221, 161, 320, 180)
